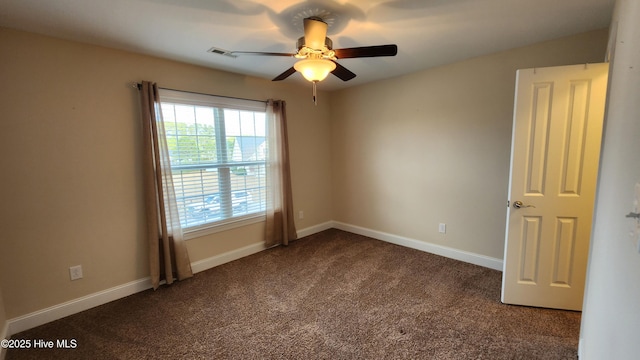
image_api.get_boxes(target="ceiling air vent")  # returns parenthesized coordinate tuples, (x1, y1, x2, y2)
(207, 47, 237, 58)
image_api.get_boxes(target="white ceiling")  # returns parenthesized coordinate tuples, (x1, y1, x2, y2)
(0, 0, 615, 91)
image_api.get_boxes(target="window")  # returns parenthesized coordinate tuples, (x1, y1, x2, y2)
(158, 89, 267, 235)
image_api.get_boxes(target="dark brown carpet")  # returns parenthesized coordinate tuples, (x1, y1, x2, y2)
(6, 229, 580, 359)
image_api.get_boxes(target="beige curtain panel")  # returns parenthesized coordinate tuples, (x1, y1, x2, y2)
(265, 100, 297, 247)
(139, 81, 193, 289)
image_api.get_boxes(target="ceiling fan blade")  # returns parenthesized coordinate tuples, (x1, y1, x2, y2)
(272, 67, 297, 81)
(303, 17, 328, 50)
(331, 62, 356, 81)
(334, 45, 398, 59)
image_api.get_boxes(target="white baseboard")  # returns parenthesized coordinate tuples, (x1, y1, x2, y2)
(333, 221, 503, 271)
(297, 221, 334, 239)
(190, 242, 268, 274)
(191, 222, 334, 274)
(1, 319, 8, 360)
(7, 277, 153, 337)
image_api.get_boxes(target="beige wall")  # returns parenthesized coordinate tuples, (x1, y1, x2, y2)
(0, 27, 333, 319)
(329, 29, 609, 259)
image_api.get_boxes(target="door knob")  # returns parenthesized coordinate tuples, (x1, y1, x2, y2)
(513, 200, 535, 209)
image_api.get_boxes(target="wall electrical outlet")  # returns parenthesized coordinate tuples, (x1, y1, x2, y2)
(69, 265, 83, 281)
(438, 223, 446, 234)
(298, 210, 304, 219)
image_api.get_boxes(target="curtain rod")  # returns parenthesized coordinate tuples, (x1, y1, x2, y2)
(130, 82, 268, 104)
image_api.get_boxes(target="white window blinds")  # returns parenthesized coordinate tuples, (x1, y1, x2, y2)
(158, 89, 268, 234)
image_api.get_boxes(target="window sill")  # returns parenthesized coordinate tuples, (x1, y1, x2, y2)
(183, 213, 266, 240)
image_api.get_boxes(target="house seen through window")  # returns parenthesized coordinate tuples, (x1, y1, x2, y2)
(159, 90, 267, 231)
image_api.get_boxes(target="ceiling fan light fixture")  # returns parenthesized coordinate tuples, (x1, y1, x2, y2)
(294, 58, 336, 82)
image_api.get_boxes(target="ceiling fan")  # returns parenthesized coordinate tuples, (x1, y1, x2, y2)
(223, 16, 398, 104)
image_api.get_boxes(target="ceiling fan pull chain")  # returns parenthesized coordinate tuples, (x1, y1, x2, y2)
(313, 80, 318, 106)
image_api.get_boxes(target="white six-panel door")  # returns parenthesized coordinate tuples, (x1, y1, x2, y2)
(501, 63, 608, 311)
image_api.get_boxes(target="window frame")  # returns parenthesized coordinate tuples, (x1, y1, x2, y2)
(157, 89, 268, 239)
